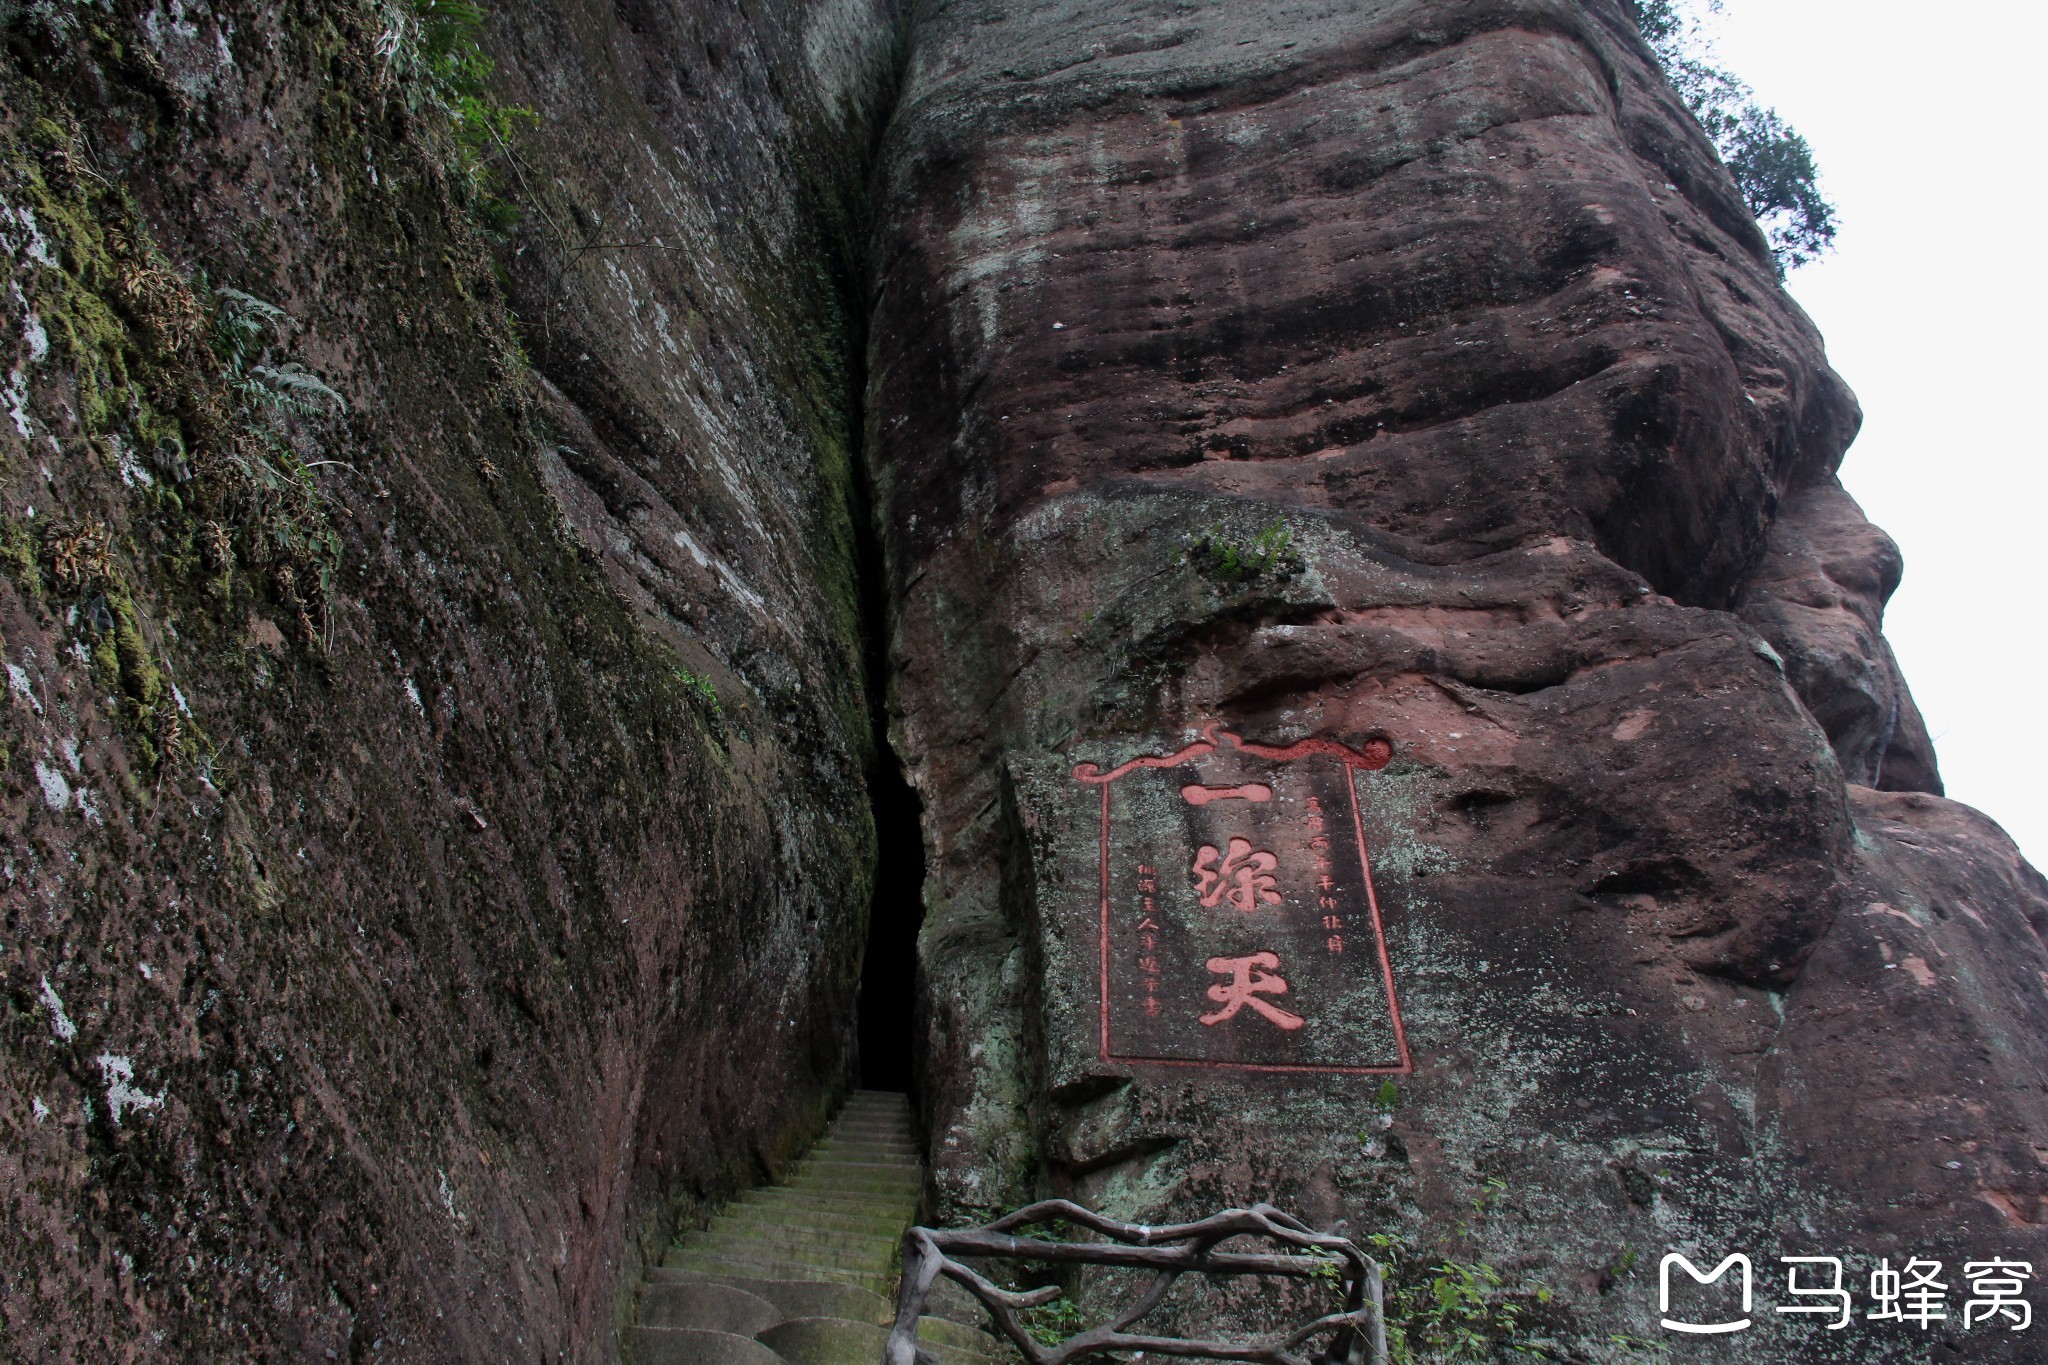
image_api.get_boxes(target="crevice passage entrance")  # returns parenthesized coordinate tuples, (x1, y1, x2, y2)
(846, 332, 924, 1093)
(856, 741, 924, 1092)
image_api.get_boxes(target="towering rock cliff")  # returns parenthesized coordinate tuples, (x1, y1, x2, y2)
(867, 1, 2047, 1359)
(2, 0, 2043, 1360)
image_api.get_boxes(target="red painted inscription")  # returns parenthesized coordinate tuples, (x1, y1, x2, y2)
(1073, 723, 1411, 1075)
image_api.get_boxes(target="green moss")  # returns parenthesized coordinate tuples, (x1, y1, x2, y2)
(108, 587, 164, 710)
(0, 519, 42, 600)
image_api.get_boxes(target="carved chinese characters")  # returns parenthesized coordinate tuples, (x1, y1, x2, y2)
(1193, 837, 1281, 912)
(1072, 726, 1411, 1075)
(1199, 953, 1305, 1031)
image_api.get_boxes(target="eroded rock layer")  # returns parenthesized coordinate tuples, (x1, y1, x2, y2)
(868, 1, 2048, 1358)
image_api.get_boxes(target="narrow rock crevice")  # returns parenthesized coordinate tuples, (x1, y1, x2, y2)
(842, 18, 927, 1102)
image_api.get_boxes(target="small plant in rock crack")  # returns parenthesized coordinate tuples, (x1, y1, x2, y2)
(1305, 1245, 1350, 1298)
(1017, 1292, 1090, 1347)
(372, 0, 537, 227)
(212, 287, 347, 418)
(1603, 1332, 1670, 1358)
(1189, 520, 1301, 586)
(1357, 1078, 1401, 1157)
(202, 284, 348, 637)
(43, 518, 117, 591)
(673, 667, 721, 716)
(1367, 1233, 1555, 1363)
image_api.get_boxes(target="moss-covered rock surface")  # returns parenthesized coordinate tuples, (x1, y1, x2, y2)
(0, 0, 897, 1354)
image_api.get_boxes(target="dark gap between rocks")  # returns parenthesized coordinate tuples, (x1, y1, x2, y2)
(849, 22, 923, 1097)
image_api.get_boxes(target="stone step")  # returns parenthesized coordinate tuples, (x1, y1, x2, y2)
(704, 1218, 900, 1257)
(779, 1181, 920, 1203)
(824, 1130, 912, 1146)
(785, 1168, 922, 1194)
(642, 1275, 892, 1326)
(811, 1140, 920, 1160)
(807, 1152, 917, 1170)
(682, 1232, 895, 1277)
(793, 1166, 918, 1186)
(637, 1274, 1002, 1359)
(663, 1249, 890, 1295)
(736, 1188, 917, 1218)
(789, 1168, 921, 1192)
(629, 1326, 785, 1365)
(752, 1316, 1003, 1365)
(636, 1282, 784, 1335)
(821, 1129, 912, 1147)
(917, 1309, 1003, 1358)
(710, 1214, 901, 1247)
(627, 1092, 1007, 1363)
(798, 1162, 921, 1178)
(756, 1316, 889, 1365)
(727, 1206, 914, 1237)
(799, 1151, 919, 1166)
(914, 1312, 1006, 1358)
(927, 1276, 997, 1330)
(715, 1205, 912, 1239)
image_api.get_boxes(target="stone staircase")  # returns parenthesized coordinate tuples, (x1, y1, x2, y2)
(630, 1091, 1008, 1365)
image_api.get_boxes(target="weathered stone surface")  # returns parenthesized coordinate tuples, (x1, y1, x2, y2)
(1738, 479, 1942, 793)
(0, 0, 892, 1356)
(867, 0, 2046, 1357)
(4, 0, 2039, 1357)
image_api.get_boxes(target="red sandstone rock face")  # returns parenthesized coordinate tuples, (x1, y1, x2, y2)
(1738, 480, 1941, 793)
(870, 0, 2047, 1356)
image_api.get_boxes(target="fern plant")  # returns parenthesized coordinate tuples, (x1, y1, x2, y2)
(203, 284, 347, 619)
(372, 0, 535, 225)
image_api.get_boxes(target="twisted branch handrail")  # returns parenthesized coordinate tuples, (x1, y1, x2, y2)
(885, 1199, 1388, 1365)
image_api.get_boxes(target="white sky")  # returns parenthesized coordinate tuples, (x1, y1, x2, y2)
(1705, 0, 2048, 867)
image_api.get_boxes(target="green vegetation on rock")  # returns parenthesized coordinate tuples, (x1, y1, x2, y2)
(372, 0, 536, 228)
(1369, 1235, 1557, 1363)
(1189, 520, 1301, 586)
(1632, 0, 1837, 273)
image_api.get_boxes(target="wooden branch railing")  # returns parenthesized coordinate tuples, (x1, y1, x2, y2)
(885, 1199, 1388, 1365)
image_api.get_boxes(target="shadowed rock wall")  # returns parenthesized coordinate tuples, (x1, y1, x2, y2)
(0, 0, 896, 1356)
(867, 0, 2048, 1358)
